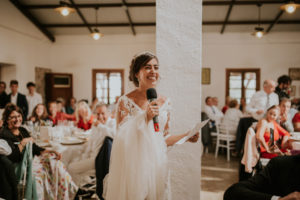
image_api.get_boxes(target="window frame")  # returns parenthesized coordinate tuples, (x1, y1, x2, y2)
(225, 68, 261, 102)
(92, 69, 124, 104)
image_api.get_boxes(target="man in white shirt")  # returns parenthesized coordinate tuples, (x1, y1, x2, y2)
(68, 103, 116, 186)
(246, 80, 279, 120)
(26, 82, 43, 118)
(204, 96, 224, 126)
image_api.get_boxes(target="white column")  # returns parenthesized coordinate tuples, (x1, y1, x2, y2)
(156, 0, 202, 199)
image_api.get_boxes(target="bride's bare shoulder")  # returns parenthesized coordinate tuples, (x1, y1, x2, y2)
(124, 90, 138, 100)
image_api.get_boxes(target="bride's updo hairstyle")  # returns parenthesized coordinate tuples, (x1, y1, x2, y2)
(129, 52, 158, 87)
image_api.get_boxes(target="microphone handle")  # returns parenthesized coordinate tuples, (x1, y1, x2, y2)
(148, 98, 160, 132)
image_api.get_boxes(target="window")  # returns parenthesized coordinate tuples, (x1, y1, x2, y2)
(92, 69, 124, 104)
(226, 69, 260, 104)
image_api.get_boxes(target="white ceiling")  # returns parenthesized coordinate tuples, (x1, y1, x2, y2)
(16, 0, 300, 37)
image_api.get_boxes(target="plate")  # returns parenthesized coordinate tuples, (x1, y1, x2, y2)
(290, 136, 300, 141)
(37, 142, 52, 147)
(60, 137, 85, 145)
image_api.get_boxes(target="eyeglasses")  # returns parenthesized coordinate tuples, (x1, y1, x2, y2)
(8, 114, 22, 120)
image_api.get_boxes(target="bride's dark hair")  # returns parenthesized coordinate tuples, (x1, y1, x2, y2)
(129, 52, 158, 87)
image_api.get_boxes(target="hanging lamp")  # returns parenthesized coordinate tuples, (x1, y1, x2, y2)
(91, 7, 104, 40)
(280, 0, 300, 14)
(55, 0, 75, 16)
(252, 3, 265, 39)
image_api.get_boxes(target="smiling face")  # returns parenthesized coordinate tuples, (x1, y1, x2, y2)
(78, 107, 88, 119)
(35, 104, 45, 117)
(280, 100, 291, 115)
(7, 110, 23, 129)
(266, 108, 279, 122)
(96, 105, 109, 124)
(48, 102, 57, 116)
(135, 58, 159, 88)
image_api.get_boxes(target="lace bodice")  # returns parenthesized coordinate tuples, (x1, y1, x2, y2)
(116, 95, 171, 136)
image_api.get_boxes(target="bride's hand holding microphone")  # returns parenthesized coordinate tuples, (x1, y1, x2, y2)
(146, 100, 159, 123)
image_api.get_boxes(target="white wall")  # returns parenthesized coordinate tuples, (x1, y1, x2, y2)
(202, 32, 300, 109)
(157, 0, 202, 199)
(0, 0, 51, 93)
(48, 34, 155, 103)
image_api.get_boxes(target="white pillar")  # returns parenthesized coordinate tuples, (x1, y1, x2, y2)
(156, 0, 202, 199)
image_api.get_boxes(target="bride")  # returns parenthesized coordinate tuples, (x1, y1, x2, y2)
(105, 52, 199, 200)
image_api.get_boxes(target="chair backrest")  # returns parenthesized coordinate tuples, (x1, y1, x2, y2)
(218, 123, 229, 135)
(241, 127, 260, 173)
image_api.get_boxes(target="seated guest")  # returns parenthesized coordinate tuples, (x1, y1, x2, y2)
(278, 98, 294, 132)
(292, 107, 300, 132)
(0, 103, 78, 199)
(74, 101, 94, 131)
(8, 80, 28, 118)
(246, 80, 279, 121)
(28, 103, 48, 124)
(204, 96, 224, 129)
(0, 81, 8, 109)
(47, 101, 75, 125)
(222, 96, 231, 114)
(66, 97, 76, 114)
(94, 103, 113, 127)
(26, 82, 42, 119)
(275, 75, 292, 100)
(212, 96, 219, 107)
(56, 97, 66, 113)
(221, 99, 243, 135)
(67, 103, 116, 185)
(256, 105, 290, 159)
(224, 155, 300, 200)
(239, 97, 247, 113)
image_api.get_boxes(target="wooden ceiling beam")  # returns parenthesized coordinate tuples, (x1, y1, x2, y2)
(203, 0, 300, 6)
(266, 10, 284, 33)
(9, 0, 55, 42)
(24, 1, 300, 9)
(220, 0, 235, 34)
(205, 20, 300, 25)
(122, 0, 136, 35)
(41, 20, 300, 28)
(24, 3, 156, 9)
(69, 0, 93, 33)
(42, 23, 156, 28)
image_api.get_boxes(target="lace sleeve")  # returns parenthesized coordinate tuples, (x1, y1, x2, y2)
(116, 97, 130, 128)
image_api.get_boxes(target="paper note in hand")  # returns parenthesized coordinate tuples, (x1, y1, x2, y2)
(175, 119, 210, 145)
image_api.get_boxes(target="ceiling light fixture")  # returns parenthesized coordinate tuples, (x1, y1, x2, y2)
(55, 0, 75, 16)
(91, 7, 104, 40)
(252, 2, 265, 39)
(280, 1, 300, 14)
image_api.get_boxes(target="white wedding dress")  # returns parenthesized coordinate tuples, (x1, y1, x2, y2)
(104, 95, 171, 200)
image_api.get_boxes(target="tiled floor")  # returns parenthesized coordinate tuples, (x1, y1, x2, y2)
(200, 152, 240, 200)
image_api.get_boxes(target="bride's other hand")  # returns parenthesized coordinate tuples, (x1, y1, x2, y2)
(188, 132, 199, 143)
(146, 100, 159, 122)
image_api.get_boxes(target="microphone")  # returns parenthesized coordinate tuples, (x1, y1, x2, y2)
(146, 88, 159, 132)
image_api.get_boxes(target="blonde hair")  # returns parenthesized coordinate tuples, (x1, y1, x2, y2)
(75, 101, 92, 122)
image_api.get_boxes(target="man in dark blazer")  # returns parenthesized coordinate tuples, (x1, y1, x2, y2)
(0, 81, 9, 109)
(224, 155, 300, 200)
(7, 80, 28, 118)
